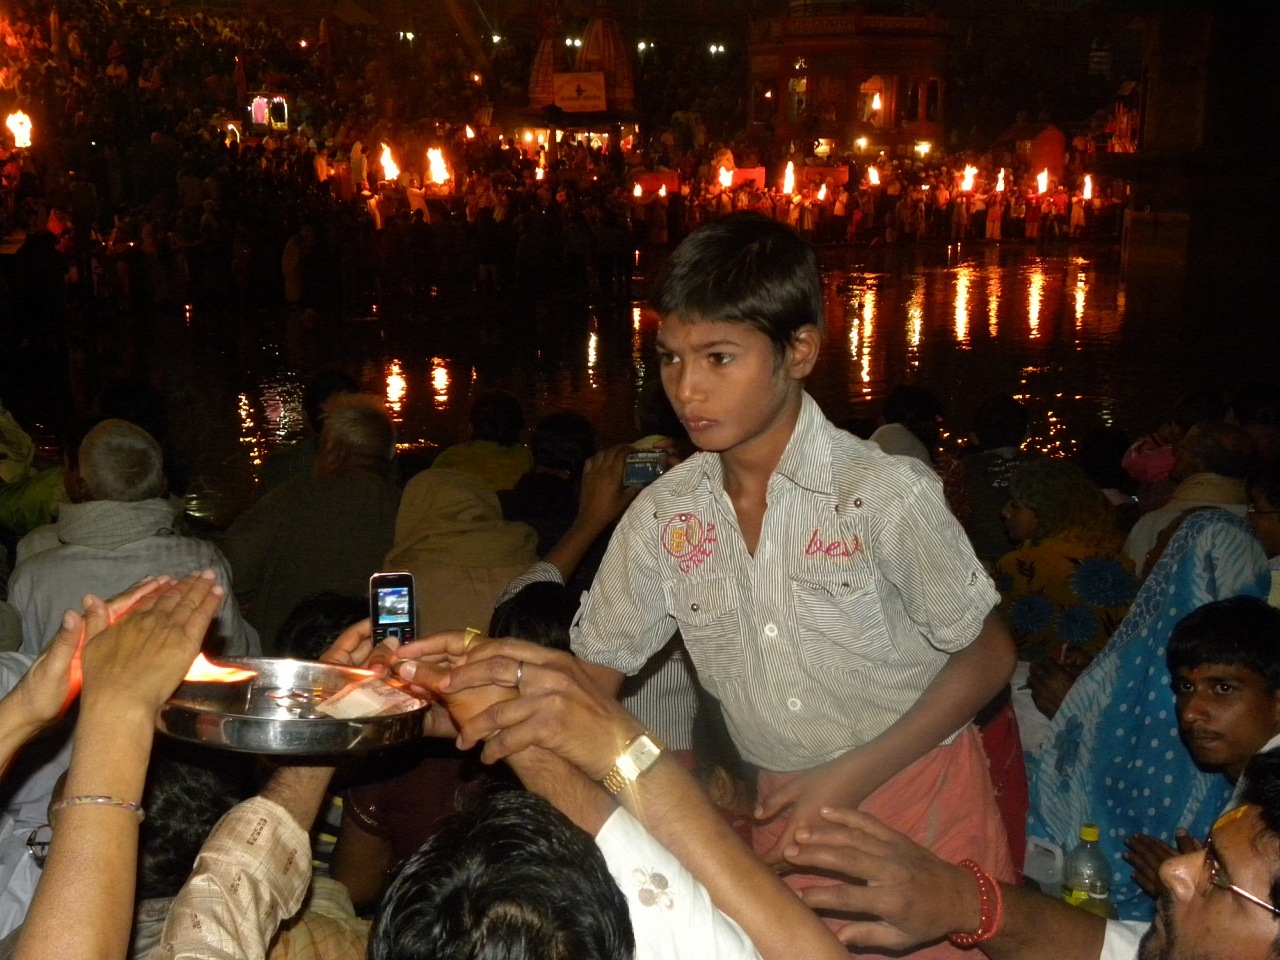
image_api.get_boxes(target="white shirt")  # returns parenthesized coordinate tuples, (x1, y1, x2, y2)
(596, 807, 762, 960)
(572, 392, 998, 771)
(1101, 919, 1149, 959)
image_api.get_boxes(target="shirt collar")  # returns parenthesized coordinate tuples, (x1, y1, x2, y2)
(686, 391, 833, 497)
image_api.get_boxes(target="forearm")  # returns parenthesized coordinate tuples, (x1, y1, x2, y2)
(259, 764, 337, 834)
(623, 757, 846, 960)
(982, 884, 1107, 960)
(844, 612, 1014, 793)
(542, 513, 612, 581)
(17, 703, 154, 960)
(0, 699, 40, 776)
(509, 747, 616, 836)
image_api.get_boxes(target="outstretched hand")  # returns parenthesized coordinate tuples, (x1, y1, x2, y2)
(754, 754, 875, 869)
(783, 807, 978, 950)
(1124, 830, 1200, 899)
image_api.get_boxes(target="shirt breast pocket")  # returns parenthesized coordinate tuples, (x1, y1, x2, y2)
(791, 578, 897, 675)
(664, 577, 745, 682)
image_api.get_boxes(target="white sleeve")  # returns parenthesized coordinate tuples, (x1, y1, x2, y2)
(1100, 919, 1149, 960)
(594, 808, 762, 960)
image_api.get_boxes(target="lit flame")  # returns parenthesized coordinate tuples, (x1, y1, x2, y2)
(380, 143, 399, 182)
(961, 165, 977, 192)
(871, 92, 882, 111)
(1083, 174, 1093, 200)
(430, 357, 450, 409)
(385, 360, 406, 419)
(995, 168, 1005, 192)
(465, 125, 475, 139)
(658, 184, 667, 197)
(299, 39, 308, 48)
(6, 111, 31, 149)
(632, 183, 643, 198)
(915, 141, 931, 157)
(523, 131, 534, 143)
(817, 183, 827, 201)
(867, 165, 880, 186)
(718, 166, 733, 188)
(783, 160, 795, 195)
(183, 652, 257, 683)
(855, 136, 868, 151)
(1036, 168, 1049, 194)
(427, 148, 450, 184)
(535, 167, 545, 180)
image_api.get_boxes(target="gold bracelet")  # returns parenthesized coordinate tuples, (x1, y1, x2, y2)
(50, 795, 145, 822)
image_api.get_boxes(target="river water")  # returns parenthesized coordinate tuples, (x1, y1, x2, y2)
(127, 240, 1271, 526)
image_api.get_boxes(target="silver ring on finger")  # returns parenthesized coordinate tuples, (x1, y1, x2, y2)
(514, 661, 524, 689)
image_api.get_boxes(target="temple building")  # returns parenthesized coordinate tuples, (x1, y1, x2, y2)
(748, 1, 947, 156)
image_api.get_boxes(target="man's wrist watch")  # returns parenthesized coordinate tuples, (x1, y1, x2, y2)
(601, 732, 664, 795)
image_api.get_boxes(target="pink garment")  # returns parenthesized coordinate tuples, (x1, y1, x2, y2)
(1121, 435, 1175, 486)
(755, 726, 1014, 960)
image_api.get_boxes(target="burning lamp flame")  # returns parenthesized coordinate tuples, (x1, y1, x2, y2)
(1083, 174, 1093, 200)
(718, 166, 733, 188)
(817, 183, 827, 201)
(380, 143, 399, 182)
(465, 125, 475, 139)
(914, 141, 931, 157)
(995, 168, 1005, 192)
(427, 148, 449, 184)
(867, 165, 880, 186)
(535, 167, 545, 180)
(6, 111, 32, 149)
(783, 160, 795, 195)
(1036, 168, 1049, 194)
(961, 165, 977, 192)
(871, 92, 882, 111)
(632, 183, 643, 198)
(183, 652, 257, 683)
(855, 136, 868, 152)
(658, 184, 667, 197)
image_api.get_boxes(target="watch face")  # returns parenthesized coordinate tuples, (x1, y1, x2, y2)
(628, 734, 663, 774)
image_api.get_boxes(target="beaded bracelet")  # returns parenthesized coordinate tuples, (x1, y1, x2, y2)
(50, 795, 145, 823)
(947, 859, 1003, 948)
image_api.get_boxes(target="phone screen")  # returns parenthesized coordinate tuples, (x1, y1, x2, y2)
(376, 586, 411, 625)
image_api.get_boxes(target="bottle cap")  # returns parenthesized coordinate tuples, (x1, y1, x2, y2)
(1080, 823, 1100, 842)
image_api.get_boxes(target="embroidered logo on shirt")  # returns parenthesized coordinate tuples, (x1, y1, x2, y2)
(631, 868, 674, 909)
(804, 528, 864, 558)
(662, 513, 717, 573)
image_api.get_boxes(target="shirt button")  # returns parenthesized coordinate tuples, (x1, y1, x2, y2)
(764, 623, 779, 638)
(690, 603, 699, 612)
(787, 697, 801, 711)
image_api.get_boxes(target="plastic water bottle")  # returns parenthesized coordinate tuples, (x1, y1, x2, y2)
(1062, 823, 1112, 917)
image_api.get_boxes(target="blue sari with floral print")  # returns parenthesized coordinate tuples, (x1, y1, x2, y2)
(1025, 508, 1269, 920)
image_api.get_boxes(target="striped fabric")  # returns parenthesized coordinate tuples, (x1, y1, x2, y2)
(572, 392, 999, 772)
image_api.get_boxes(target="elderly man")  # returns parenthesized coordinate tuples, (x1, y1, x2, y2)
(1124, 419, 1254, 576)
(7, 419, 258, 657)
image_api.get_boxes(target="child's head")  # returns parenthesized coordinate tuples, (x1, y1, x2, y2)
(469, 391, 525, 447)
(488, 581, 577, 652)
(1167, 597, 1280, 781)
(972, 394, 1028, 450)
(652, 212, 823, 355)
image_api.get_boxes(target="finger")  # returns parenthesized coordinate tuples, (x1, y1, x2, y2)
(321, 618, 373, 666)
(829, 920, 915, 952)
(148, 570, 217, 616)
(754, 781, 797, 821)
(456, 695, 544, 751)
(81, 593, 112, 640)
(1175, 831, 1202, 853)
(102, 575, 170, 621)
(454, 636, 569, 669)
(42, 608, 85, 670)
(439, 654, 528, 693)
(179, 580, 224, 645)
(385, 631, 470, 663)
(816, 807, 906, 845)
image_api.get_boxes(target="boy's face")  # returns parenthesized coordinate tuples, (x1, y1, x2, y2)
(1174, 663, 1280, 782)
(655, 317, 819, 459)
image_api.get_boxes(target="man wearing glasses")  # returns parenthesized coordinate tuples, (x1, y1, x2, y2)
(782, 749, 1280, 960)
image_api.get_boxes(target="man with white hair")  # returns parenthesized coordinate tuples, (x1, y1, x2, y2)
(7, 419, 259, 658)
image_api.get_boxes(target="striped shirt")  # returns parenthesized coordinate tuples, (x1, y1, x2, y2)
(571, 392, 999, 772)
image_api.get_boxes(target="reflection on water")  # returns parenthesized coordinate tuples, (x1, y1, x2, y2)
(195, 244, 1258, 525)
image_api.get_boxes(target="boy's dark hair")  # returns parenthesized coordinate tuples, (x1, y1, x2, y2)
(1173, 390, 1228, 434)
(652, 211, 823, 351)
(1167, 597, 1280, 693)
(529, 412, 596, 478)
(277, 591, 369, 660)
(488, 582, 577, 652)
(972, 394, 1028, 450)
(369, 789, 634, 960)
(470, 391, 525, 447)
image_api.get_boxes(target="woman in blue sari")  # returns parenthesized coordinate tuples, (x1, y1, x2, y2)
(1025, 508, 1270, 920)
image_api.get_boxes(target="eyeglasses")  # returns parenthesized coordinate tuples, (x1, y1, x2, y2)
(1202, 839, 1280, 917)
(1247, 503, 1279, 517)
(25, 824, 51, 869)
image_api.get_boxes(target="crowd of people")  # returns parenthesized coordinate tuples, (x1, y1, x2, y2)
(1, 210, 1279, 960)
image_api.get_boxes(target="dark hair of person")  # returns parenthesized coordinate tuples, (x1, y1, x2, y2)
(1008, 458, 1115, 541)
(652, 211, 823, 352)
(470, 391, 525, 447)
(1249, 464, 1280, 507)
(529, 412, 596, 478)
(488, 582, 576, 652)
(137, 752, 247, 901)
(368, 789, 635, 960)
(1076, 426, 1132, 492)
(1180, 419, 1255, 479)
(1172, 390, 1228, 434)
(1235, 750, 1280, 918)
(303, 368, 360, 433)
(277, 591, 369, 660)
(882, 385, 943, 450)
(1167, 597, 1280, 694)
(972, 394, 1028, 450)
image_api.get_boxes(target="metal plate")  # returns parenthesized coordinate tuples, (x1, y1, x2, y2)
(156, 658, 430, 755)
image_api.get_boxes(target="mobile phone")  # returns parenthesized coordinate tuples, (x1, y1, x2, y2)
(623, 451, 665, 487)
(369, 571, 416, 643)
